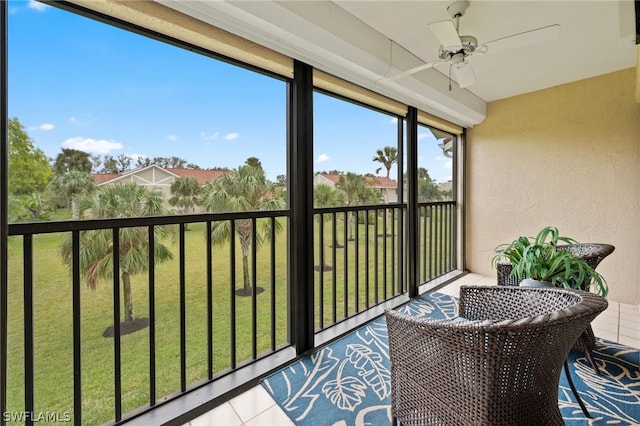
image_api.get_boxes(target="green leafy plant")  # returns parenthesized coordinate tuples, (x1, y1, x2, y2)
(491, 226, 608, 296)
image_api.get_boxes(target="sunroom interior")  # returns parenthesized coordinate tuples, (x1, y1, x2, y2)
(1, 1, 639, 425)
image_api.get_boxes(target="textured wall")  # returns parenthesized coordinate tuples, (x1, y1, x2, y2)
(466, 68, 640, 304)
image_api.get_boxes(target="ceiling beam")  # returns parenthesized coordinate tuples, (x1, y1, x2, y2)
(159, 0, 487, 127)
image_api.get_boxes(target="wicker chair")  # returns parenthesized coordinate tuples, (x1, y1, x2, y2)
(496, 243, 614, 374)
(496, 243, 615, 288)
(386, 285, 608, 426)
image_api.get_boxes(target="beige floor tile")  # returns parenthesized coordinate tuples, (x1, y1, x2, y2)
(592, 316, 619, 332)
(244, 404, 295, 426)
(619, 325, 640, 340)
(592, 326, 618, 341)
(620, 312, 640, 326)
(229, 385, 276, 424)
(593, 332, 618, 343)
(618, 335, 640, 349)
(619, 303, 638, 314)
(597, 309, 619, 320)
(188, 403, 243, 426)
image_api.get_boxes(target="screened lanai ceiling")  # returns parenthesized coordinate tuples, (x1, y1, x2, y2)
(158, 1, 638, 127)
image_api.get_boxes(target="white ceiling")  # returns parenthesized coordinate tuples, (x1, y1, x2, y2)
(159, 1, 637, 127)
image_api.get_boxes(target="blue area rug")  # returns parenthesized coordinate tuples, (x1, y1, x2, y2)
(261, 292, 640, 425)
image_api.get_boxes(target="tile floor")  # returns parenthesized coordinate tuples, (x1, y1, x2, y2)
(185, 273, 640, 426)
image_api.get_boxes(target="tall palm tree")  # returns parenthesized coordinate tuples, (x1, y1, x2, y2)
(169, 176, 201, 230)
(354, 185, 383, 229)
(51, 171, 97, 220)
(336, 172, 366, 240)
(372, 146, 398, 204)
(59, 183, 173, 329)
(356, 185, 382, 205)
(199, 160, 284, 296)
(314, 184, 346, 270)
(244, 156, 263, 170)
(417, 167, 441, 202)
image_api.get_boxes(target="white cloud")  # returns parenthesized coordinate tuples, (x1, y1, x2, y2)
(316, 154, 331, 163)
(200, 131, 239, 141)
(29, 123, 55, 131)
(166, 134, 177, 142)
(200, 131, 219, 141)
(69, 116, 77, 123)
(28, 1, 49, 11)
(62, 137, 123, 154)
(224, 133, 240, 141)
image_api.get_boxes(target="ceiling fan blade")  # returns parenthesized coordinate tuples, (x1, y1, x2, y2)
(381, 62, 437, 82)
(428, 20, 462, 50)
(452, 62, 476, 89)
(480, 24, 560, 55)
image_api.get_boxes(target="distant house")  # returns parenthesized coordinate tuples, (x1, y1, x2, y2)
(438, 180, 453, 194)
(93, 165, 229, 212)
(313, 173, 400, 203)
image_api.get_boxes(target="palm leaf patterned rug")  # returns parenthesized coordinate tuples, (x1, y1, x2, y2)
(261, 292, 640, 426)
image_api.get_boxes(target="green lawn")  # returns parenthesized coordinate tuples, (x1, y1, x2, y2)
(5, 209, 452, 424)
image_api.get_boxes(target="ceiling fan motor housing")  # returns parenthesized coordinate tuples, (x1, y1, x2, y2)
(447, 0, 470, 19)
(438, 35, 477, 62)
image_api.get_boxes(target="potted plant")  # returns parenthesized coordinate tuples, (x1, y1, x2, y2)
(491, 226, 608, 296)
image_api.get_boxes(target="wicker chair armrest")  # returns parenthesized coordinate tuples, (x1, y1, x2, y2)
(556, 243, 615, 269)
(458, 285, 607, 321)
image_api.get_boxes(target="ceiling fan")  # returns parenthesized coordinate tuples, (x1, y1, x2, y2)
(382, 0, 560, 89)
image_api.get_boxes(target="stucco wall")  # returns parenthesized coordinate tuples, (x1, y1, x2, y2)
(466, 68, 640, 304)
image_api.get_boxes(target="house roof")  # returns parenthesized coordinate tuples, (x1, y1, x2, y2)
(92, 173, 120, 184)
(92, 166, 229, 185)
(317, 173, 398, 189)
(165, 168, 229, 185)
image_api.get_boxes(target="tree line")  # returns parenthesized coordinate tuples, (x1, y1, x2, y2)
(7, 117, 448, 223)
(6, 117, 229, 222)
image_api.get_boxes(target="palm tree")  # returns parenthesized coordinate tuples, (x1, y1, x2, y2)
(372, 146, 398, 204)
(199, 160, 284, 296)
(244, 156, 263, 170)
(416, 167, 441, 202)
(313, 184, 347, 270)
(354, 185, 383, 229)
(51, 171, 97, 220)
(356, 185, 383, 205)
(22, 192, 53, 221)
(169, 176, 201, 230)
(336, 173, 366, 240)
(59, 183, 173, 331)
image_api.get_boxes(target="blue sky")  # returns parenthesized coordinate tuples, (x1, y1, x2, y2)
(8, 0, 453, 183)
